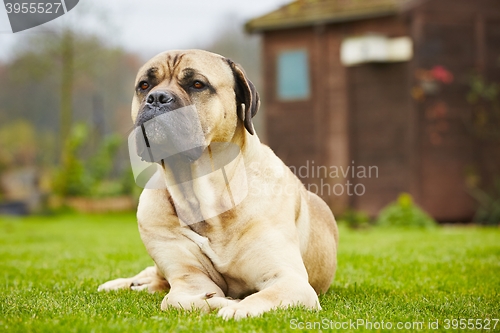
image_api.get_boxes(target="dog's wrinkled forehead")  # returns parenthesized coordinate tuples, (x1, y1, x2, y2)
(135, 50, 233, 88)
(132, 49, 259, 136)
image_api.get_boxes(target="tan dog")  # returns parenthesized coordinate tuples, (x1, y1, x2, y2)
(98, 49, 339, 320)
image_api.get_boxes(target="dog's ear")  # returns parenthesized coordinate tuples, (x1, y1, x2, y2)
(226, 59, 260, 135)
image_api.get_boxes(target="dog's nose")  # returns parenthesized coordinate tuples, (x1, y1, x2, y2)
(146, 91, 175, 107)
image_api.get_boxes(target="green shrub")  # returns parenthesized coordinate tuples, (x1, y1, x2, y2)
(338, 208, 371, 229)
(52, 123, 125, 198)
(376, 193, 437, 228)
(469, 177, 500, 225)
(52, 124, 91, 197)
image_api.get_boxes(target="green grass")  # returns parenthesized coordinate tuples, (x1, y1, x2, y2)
(0, 214, 499, 332)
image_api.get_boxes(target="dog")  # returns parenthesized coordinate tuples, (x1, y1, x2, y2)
(98, 49, 339, 320)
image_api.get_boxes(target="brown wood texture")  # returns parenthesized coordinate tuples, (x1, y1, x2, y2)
(259, 0, 500, 221)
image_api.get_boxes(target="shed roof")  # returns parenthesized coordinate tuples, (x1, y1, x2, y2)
(246, 0, 416, 33)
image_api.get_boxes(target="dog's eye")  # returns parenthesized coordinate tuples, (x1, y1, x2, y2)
(139, 81, 149, 90)
(192, 81, 205, 89)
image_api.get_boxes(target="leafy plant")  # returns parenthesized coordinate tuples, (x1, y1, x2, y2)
(119, 166, 142, 199)
(52, 123, 90, 196)
(338, 208, 371, 229)
(52, 123, 124, 198)
(87, 134, 122, 183)
(464, 75, 500, 223)
(467, 177, 500, 225)
(0, 120, 38, 172)
(376, 193, 437, 228)
(465, 74, 500, 141)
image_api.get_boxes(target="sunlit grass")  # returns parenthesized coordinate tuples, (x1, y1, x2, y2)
(0, 214, 499, 332)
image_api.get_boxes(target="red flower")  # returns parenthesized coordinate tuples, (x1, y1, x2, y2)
(431, 66, 454, 84)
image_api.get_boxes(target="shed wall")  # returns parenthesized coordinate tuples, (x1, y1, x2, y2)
(409, 0, 500, 220)
(260, 0, 500, 221)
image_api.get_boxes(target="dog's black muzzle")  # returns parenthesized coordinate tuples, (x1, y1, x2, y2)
(134, 90, 205, 164)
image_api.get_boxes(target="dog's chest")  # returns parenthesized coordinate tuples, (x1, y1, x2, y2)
(183, 222, 256, 296)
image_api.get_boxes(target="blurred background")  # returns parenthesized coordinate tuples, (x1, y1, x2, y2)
(0, 0, 499, 226)
(0, 0, 286, 215)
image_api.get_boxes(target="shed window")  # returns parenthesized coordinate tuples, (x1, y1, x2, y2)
(277, 49, 310, 100)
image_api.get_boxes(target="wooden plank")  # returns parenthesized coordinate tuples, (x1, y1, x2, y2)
(347, 62, 412, 216)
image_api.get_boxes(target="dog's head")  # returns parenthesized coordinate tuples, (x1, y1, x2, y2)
(131, 49, 259, 162)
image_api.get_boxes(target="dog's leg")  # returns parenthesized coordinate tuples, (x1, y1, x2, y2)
(142, 234, 239, 312)
(218, 275, 319, 320)
(98, 265, 169, 292)
(217, 237, 321, 320)
(159, 264, 240, 312)
(134, 188, 241, 312)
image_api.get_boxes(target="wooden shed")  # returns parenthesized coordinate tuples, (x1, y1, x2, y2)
(246, 0, 500, 221)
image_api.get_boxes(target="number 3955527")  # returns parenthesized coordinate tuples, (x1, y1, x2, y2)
(5, 2, 62, 14)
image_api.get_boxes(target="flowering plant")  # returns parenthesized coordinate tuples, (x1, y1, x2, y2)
(411, 65, 454, 101)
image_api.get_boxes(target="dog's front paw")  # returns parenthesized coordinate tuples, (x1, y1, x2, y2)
(98, 278, 136, 291)
(161, 292, 240, 312)
(217, 303, 266, 320)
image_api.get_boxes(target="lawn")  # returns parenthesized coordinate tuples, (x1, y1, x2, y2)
(0, 213, 499, 332)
